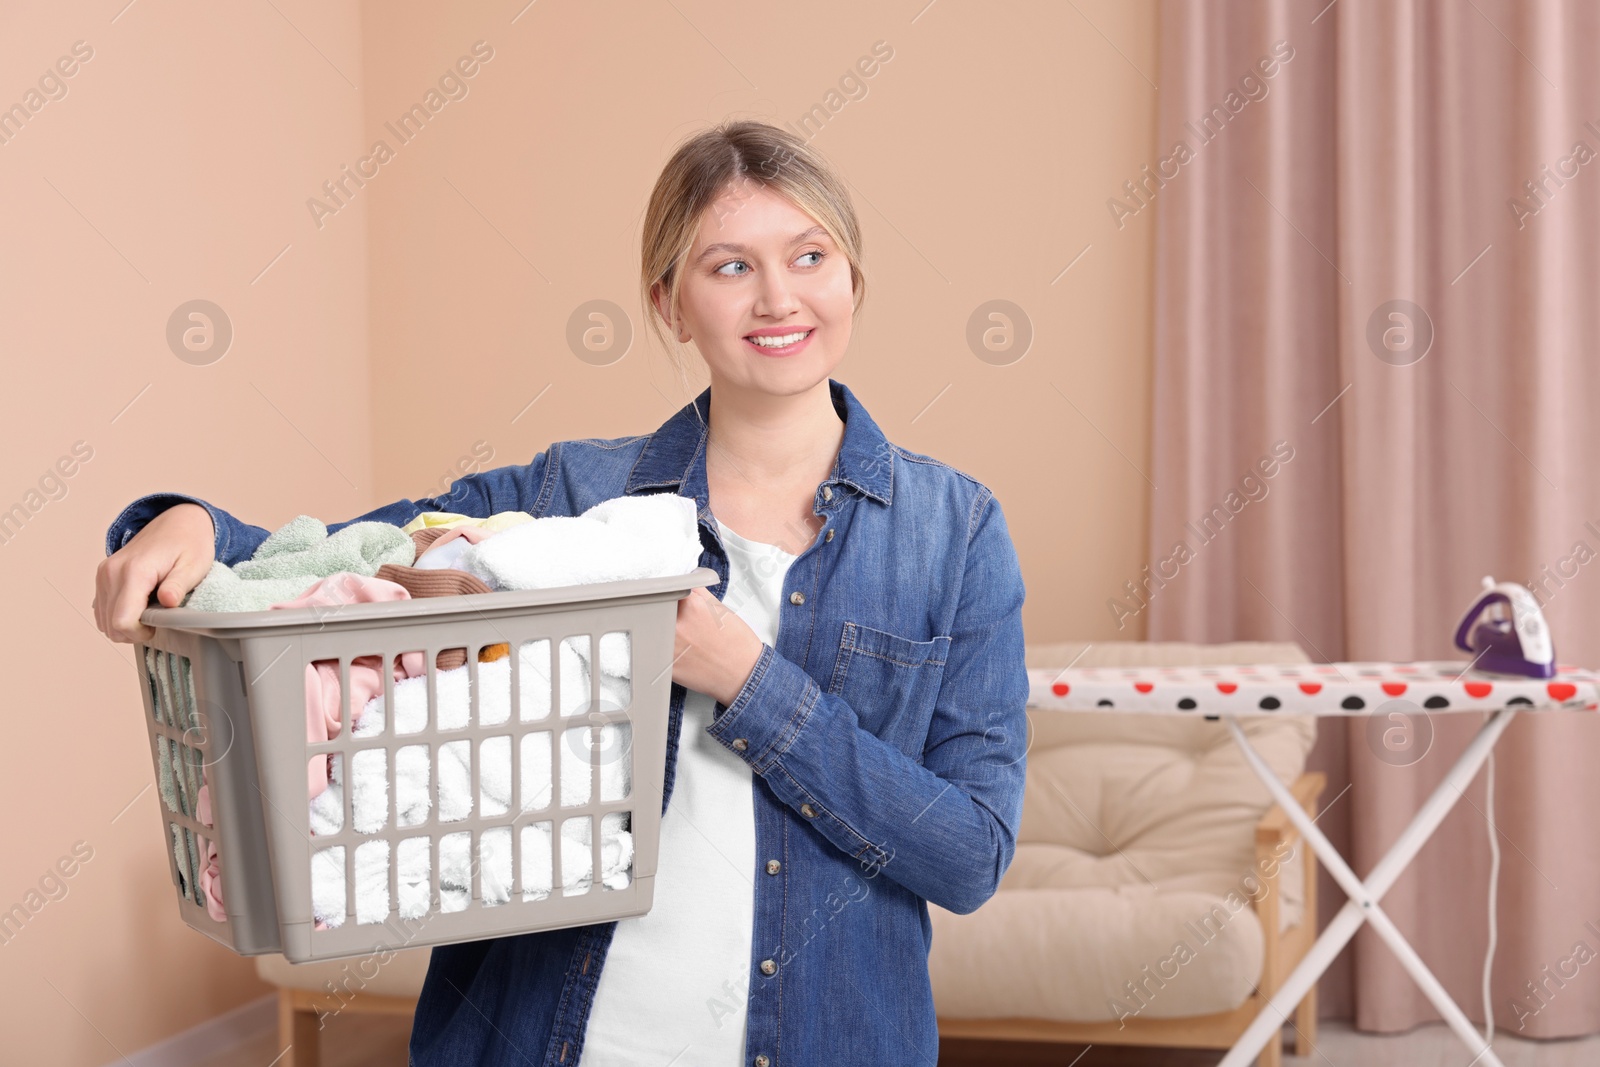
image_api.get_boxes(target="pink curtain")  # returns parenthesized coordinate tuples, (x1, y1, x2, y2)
(1149, 0, 1600, 1037)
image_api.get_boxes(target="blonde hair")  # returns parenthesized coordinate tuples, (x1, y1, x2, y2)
(640, 120, 866, 369)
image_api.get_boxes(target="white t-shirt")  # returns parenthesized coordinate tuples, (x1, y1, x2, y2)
(578, 521, 798, 1065)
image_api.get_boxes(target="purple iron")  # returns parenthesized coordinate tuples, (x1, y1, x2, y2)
(1453, 575, 1556, 679)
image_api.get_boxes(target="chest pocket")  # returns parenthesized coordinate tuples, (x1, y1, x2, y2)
(827, 621, 952, 762)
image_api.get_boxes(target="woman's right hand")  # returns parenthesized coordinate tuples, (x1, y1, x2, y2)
(95, 503, 217, 643)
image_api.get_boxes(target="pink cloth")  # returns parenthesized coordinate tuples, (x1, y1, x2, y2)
(271, 574, 413, 798)
(196, 784, 225, 923)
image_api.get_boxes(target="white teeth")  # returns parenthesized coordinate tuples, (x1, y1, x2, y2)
(747, 330, 810, 348)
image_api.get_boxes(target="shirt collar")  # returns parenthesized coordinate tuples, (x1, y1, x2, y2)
(625, 377, 894, 510)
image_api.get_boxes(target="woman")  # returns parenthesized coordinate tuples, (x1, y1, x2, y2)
(96, 120, 1029, 1067)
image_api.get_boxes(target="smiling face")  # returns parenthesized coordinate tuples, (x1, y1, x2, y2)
(655, 181, 856, 395)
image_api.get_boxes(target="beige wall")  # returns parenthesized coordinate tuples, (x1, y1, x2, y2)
(0, 1, 1155, 1059)
(362, 1, 1159, 651)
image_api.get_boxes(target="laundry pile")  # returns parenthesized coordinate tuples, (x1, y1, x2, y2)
(306, 638, 637, 925)
(179, 493, 701, 927)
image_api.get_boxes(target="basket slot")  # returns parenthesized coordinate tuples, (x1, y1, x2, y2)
(480, 827, 511, 908)
(561, 726, 594, 808)
(599, 630, 632, 712)
(560, 816, 589, 897)
(354, 840, 389, 924)
(520, 820, 553, 902)
(168, 820, 195, 904)
(141, 647, 163, 727)
(518, 639, 552, 723)
(398, 743, 429, 828)
(353, 747, 389, 834)
(312, 754, 342, 834)
(601, 809, 630, 895)
(438, 741, 471, 824)
(440, 831, 470, 913)
(312, 845, 345, 927)
(399, 835, 429, 919)
(480, 736, 510, 818)
(393, 647, 423, 736)
(519, 732, 552, 812)
(150, 647, 174, 730)
(559, 634, 587, 717)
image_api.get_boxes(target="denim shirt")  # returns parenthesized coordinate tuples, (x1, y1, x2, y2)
(105, 378, 1029, 1067)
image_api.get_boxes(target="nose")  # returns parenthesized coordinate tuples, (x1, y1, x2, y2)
(753, 266, 801, 320)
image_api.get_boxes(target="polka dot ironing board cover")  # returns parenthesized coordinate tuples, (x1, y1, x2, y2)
(1027, 661, 1600, 716)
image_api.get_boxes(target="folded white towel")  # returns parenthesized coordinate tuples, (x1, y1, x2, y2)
(459, 493, 702, 591)
(311, 817, 634, 926)
(309, 642, 637, 926)
(524, 812, 634, 900)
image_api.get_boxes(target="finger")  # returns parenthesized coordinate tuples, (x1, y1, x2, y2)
(111, 562, 156, 644)
(93, 561, 107, 635)
(155, 551, 200, 609)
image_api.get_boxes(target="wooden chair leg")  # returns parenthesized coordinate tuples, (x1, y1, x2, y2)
(277, 989, 321, 1067)
(1295, 982, 1318, 1056)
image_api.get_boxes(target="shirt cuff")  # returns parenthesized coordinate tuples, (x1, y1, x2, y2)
(104, 492, 225, 560)
(705, 643, 885, 863)
(705, 642, 819, 772)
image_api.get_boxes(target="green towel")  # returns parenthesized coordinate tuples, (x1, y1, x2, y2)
(183, 515, 415, 613)
(144, 647, 203, 904)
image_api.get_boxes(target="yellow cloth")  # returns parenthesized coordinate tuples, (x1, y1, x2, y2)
(399, 510, 535, 535)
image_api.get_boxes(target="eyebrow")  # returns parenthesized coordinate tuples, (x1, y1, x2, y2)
(694, 225, 830, 263)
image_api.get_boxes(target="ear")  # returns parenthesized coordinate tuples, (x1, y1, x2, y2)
(649, 280, 691, 343)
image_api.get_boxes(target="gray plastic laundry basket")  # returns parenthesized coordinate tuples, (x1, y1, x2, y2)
(133, 566, 718, 963)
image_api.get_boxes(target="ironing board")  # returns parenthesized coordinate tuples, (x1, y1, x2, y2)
(1026, 660, 1600, 1067)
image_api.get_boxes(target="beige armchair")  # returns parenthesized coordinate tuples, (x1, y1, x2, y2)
(931, 641, 1323, 1067)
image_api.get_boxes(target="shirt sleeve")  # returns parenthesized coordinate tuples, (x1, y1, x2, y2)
(703, 488, 1029, 915)
(102, 448, 555, 566)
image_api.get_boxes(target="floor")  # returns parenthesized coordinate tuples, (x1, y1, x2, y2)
(193, 1015, 1600, 1067)
(942, 1025, 1600, 1066)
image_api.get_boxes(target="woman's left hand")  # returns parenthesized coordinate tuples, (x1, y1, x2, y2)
(673, 586, 765, 707)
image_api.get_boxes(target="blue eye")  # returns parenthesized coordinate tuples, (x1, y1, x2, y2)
(715, 260, 750, 276)
(797, 250, 823, 266)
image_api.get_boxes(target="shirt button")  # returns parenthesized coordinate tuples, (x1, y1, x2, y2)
(760, 958, 777, 976)
(825, 528, 834, 542)
(822, 485, 833, 501)
(766, 859, 781, 875)
(755, 1056, 771, 1067)
(732, 738, 748, 751)
(789, 591, 805, 605)
(800, 803, 816, 818)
